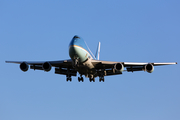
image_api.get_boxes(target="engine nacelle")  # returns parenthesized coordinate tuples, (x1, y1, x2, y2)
(114, 63, 124, 73)
(20, 62, 29, 72)
(145, 63, 154, 73)
(42, 62, 52, 72)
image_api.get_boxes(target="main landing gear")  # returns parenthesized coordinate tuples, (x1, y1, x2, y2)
(89, 76, 95, 82)
(99, 70, 105, 82)
(66, 75, 104, 82)
(99, 77, 105, 82)
(66, 75, 72, 82)
(78, 75, 84, 82)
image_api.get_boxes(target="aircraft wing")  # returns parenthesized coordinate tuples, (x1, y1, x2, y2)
(92, 60, 177, 67)
(124, 62, 177, 66)
(91, 59, 177, 75)
(5, 59, 77, 76)
(5, 59, 73, 67)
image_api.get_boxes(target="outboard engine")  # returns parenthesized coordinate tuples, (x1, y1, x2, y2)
(114, 63, 124, 73)
(42, 62, 52, 72)
(145, 63, 154, 73)
(20, 62, 29, 72)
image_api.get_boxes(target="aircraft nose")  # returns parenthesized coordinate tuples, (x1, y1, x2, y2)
(69, 35, 81, 46)
(72, 35, 80, 44)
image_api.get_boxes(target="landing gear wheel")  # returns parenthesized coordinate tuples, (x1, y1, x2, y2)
(66, 77, 72, 82)
(81, 77, 84, 82)
(99, 77, 105, 82)
(89, 78, 95, 82)
(78, 77, 80, 82)
(78, 77, 84, 82)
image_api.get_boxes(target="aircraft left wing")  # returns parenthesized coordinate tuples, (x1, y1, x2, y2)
(91, 59, 177, 76)
(5, 59, 77, 76)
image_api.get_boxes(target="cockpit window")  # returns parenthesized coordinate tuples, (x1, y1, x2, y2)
(73, 36, 80, 39)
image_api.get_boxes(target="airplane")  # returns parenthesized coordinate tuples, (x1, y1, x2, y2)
(6, 35, 177, 82)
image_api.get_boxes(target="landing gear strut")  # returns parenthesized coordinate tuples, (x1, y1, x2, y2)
(99, 69, 105, 82)
(74, 59, 79, 67)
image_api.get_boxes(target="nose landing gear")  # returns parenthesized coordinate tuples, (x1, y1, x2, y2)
(74, 58, 79, 67)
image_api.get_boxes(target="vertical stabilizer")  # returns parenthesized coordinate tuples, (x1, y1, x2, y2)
(95, 42, 101, 60)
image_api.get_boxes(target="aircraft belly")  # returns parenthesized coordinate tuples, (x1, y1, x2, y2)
(77, 59, 96, 76)
(82, 58, 94, 69)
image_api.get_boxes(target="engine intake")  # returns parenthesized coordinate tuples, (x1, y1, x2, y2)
(20, 62, 29, 72)
(145, 63, 154, 73)
(114, 63, 124, 73)
(42, 62, 51, 72)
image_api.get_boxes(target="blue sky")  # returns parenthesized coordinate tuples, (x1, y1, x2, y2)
(0, 0, 180, 120)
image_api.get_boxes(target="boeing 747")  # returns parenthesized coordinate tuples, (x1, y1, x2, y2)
(6, 35, 177, 82)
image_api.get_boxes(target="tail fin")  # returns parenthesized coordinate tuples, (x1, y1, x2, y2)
(95, 42, 101, 60)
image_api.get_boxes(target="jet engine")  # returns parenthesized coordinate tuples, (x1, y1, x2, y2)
(20, 62, 29, 72)
(145, 63, 154, 73)
(42, 62, 52, 72)
(114, 63, 124, 73)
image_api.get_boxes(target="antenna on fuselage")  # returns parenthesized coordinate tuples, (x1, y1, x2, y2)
(95, 42, 101, 60)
